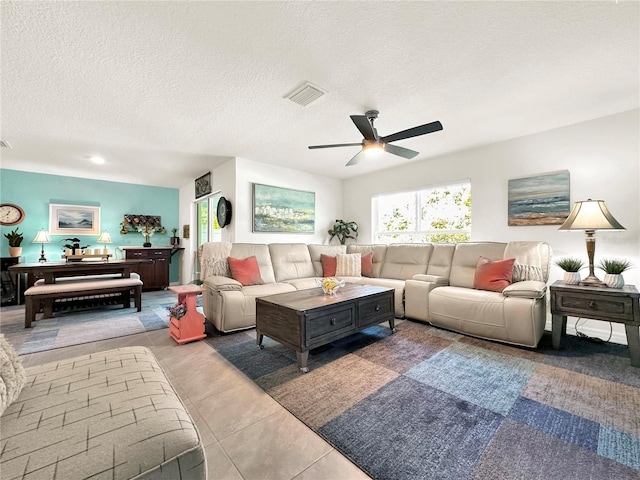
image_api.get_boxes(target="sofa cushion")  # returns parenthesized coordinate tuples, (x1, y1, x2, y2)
(336, 253, 362, 277)
(231, 243, 276, 284)
(229, 256, 264, 286)
(321, 254, 337, 276)
(379, 244, 433, 280)
(308, 244, 346, 276)
(0, 335, 26, 416)
(347, 244, 387, 277)
(269, 243, 315, 281)
(473, 256, 515, 292)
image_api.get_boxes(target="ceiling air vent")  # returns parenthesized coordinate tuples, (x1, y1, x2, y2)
(0, 140, 12, 148)
(285, 82, 326, 106)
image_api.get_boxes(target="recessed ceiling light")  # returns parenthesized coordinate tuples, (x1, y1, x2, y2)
(90, 156, 106, 164)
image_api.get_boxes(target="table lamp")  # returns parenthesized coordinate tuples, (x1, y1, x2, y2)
(33, 229, 52, 263)
(558, 199, 625, 286)
(97, 230, 112, 255)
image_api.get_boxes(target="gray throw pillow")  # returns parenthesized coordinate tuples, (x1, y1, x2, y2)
(512, 264, 544, 282)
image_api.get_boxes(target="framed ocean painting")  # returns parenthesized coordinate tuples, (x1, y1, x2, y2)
(252, 183, 315, 233)
(508, 170, 570, 226)
(49, 204, 101, 235)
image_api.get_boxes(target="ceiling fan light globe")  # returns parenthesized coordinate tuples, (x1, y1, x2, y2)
(364, 144, 383, 156)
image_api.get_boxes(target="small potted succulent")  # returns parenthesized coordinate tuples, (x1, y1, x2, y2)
(598, 258, 633, 288)
(555, 257, 585, 285)
(4, 227, 24, 257)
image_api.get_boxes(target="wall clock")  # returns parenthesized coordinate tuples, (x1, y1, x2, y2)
(217, 197, 232, 228)
(0, 203, 25, 226)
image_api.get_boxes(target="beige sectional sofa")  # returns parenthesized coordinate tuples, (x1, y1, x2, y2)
(200, 240, 552, 348)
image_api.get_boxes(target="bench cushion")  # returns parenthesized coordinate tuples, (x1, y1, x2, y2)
(0, 347, 206, 480)
(26, 277, 143, 295)
(34, 273, 141, 285)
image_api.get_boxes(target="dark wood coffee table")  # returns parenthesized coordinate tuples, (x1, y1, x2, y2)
(256, 283, 395, 372)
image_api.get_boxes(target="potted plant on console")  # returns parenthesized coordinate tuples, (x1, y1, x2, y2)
(4, 228, 24, 257)
(555, 257, 585, 285)
(598, 258, 633, 288)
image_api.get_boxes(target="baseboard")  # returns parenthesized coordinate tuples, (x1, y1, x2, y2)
(545, 319, 628, 345)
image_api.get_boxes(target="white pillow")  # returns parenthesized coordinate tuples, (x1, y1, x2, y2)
(336, 253, 362, 277)
(512, 264, 544, 282)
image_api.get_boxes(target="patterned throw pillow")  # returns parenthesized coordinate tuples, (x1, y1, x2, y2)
(336, 253, 362, 277)
(512, 264, 544, 282)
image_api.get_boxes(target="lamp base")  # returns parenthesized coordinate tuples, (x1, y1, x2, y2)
(38, 254, 47, 263)
(580, 274, 605, 287)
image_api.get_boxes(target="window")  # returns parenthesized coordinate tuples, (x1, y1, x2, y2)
(196, 193, 222, 248)
(373, 180, 471, 243)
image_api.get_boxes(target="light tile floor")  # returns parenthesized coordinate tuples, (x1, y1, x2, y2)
(17, 327, 372, 480)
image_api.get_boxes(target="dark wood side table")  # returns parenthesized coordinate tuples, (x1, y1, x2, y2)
(550, 280, 640, 367)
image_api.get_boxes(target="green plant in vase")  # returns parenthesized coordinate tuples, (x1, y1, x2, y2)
(4, 227, 24, 257)
(328, 219, 358, 245)
(598, 258, 633, 288)
(555, 257, 584, 285)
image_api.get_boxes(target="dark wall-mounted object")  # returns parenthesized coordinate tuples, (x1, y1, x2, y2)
(217, 197, 232, 228)
(195, 172, 212, 199)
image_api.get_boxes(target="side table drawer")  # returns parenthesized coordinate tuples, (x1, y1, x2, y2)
(554, 292, 635, 322)
(170, 318, 181, 338)
(306, 305, 356, 345)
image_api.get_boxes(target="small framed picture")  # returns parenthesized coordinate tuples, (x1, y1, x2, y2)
(195, 172, 212, 199)
(183, 224, 190, 239)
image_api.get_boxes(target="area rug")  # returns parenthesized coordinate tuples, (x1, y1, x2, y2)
(205, 320, 640, 480)
(0, 291, 176, 354)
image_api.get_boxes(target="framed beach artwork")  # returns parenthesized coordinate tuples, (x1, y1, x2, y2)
(49, 204, 101, 235)
(508, 170, 570, 226)
(252, 183, 315, 233)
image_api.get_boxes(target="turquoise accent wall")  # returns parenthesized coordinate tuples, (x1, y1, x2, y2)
(0, 169, 180, 282)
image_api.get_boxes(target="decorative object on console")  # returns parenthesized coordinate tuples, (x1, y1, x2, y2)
(120, 215, 165, 247)
(508, 170, 570, 226)
(32, 230, 52, 263)
(554, 257, 585, 285)
(252, 183, 315, 233)
(328, 219, 359, 245)
(559, 199, 626, 286)
(49, 204, 100, 235)
(170, 228, 180, 246)
(598, 258, 633, 289)
(316, 277, 345, 295)
(4, 227, 24, 257)
(61, 237, 89, 257)
(195, 171, 212, 199)
(216, 196, 232, 228)
(96, 230, 112, 254)
(0, 203, 25, 226)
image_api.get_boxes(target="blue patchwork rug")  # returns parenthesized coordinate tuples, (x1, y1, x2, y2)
(205, 320, 640, 480)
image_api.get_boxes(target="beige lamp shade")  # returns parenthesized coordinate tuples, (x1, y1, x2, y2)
(559, 199, 625, 232)
(32, 230, 52, 243)
(97, 231, 112, 255)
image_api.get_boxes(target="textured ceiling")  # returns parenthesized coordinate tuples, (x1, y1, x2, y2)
(1, 1, 638, 188)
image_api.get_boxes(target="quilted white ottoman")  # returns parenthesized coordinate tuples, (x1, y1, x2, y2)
(0, 342, 207, 479)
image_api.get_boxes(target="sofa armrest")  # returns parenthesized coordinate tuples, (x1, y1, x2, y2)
(203, 275, 243, 291)
(411, 274, 449, 286)
(502, 281, 547, 299)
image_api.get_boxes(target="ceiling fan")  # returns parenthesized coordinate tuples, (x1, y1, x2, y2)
(308, 110, 443, 166)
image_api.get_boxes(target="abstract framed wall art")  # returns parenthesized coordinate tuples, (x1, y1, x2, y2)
(252, 183, 315, 233)
(49, 204, 101, 235)
(195, 172, 212, 199)
(508, 170, 570, 226)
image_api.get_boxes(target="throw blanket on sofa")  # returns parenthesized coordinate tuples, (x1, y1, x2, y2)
(200, 241, 232, 279)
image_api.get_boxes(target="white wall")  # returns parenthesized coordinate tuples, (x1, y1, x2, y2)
(178, 157, 343, 283)
(343, 109, 640, 343)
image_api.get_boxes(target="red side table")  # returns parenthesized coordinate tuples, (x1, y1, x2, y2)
(168, 285, 207, 345)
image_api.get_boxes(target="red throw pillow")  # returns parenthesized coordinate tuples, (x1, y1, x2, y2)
(473, 257, 515, 292)
(321, 254, 337, 276)
(228, 256, 263, 286)
(361, 252, 374, 277)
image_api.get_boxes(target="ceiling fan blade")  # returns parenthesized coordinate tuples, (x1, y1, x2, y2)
(308, 143, 362, 149)
(383, 143, 419, 159)
(350, 115, 377, 141)
(346, 150, 367, 166)
(382, 121, 443, 143)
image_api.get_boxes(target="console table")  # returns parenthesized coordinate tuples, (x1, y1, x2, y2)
(550, 281, 640, 367)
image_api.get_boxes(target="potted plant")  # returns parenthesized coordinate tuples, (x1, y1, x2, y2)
(328, 219, 358, 245)
(170, 228, 180, 247)
(4, 227, 24, 257)
(598, 258, 633, 288)
(555, 257, 585, 285)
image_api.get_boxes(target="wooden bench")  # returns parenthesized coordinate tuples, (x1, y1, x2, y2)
(24, 275, 143, 328)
